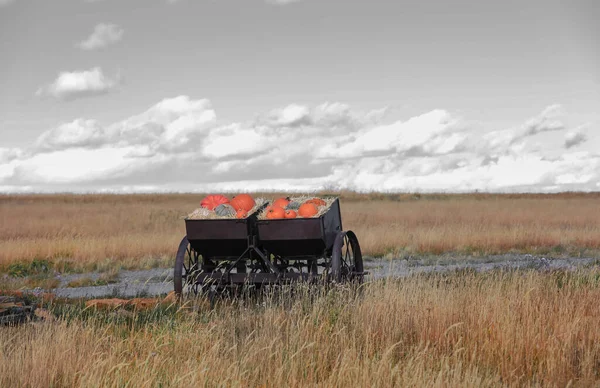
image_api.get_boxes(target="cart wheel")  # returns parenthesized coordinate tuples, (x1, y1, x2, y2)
(174, 236, 202, 297)
(330, 231, 364, 284)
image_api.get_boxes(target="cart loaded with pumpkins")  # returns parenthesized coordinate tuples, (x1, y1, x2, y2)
(174, 194, 365, 297)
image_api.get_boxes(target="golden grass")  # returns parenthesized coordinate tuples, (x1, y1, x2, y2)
(1, 192, 600, 272)
(2, 269, 600, 386)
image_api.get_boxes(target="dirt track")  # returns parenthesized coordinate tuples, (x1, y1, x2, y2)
(19, 254, 599, 299)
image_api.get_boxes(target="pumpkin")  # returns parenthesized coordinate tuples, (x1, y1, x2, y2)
(201, 194, 230, 211)
(236, 209, 248, 219)
(273, 197, 290, 209)
(230, 194, 255, 212)
(305, 198, 326, 207)
(298, 203, 318, 217)
(266, 206, 286, 219)
(285, 201, 301, 210)
(215, 204, 235, 217)
(284, 210, 297, 219)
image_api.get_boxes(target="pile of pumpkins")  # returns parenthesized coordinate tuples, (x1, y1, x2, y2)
(200, 193, 255, 219)
(199, 194, 327, 219)
(263, 197, 326, 219)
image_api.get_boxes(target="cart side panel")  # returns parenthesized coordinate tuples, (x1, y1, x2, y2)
(189, 239, 248, 258)
(257, 218, 326, 257)
(261, 240, 326, 258)
(257, 218, 323, 240)
(185, 219, 250, 258)
(185, 219, 250, 240)
(322, 198, 343, 250)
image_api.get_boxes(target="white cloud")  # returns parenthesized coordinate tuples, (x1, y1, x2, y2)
(202, 124, 268, 159)
(85, 0, 183, 3)
(520, 104, 564, 137)
(107, 95, 216, 150)
(35, 67, 119, 101)
(266, 104, 311, 127)
(84, 0, 291, 4)
(315, 109, 458, 160)
(35, 119, 106, 151)
(1, 99, 599, 193)
(34, 96, 216, 153)
(14, 148, 145, 184)
(0, 148, 20, 163)
(3, 96, 216, 186)
(78, 23, 124, 50)
(564, 130, 587, 149)
(265, 0, 302, 4)
(0, 148, 20, 182)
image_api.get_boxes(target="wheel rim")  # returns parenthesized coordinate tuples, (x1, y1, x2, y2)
(174, 237, 204, 298)
(331, 231, 363, 283)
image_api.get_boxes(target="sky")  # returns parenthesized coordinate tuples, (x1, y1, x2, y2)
(0, 0, 599, 193)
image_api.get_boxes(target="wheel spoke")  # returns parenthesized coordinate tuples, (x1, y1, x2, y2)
(347, 242, 354, 268)
(341, 235, 356, 279)
(340, 236, 354, 276)
(184, 245, 202, 296)
(344, 239, 351, 264)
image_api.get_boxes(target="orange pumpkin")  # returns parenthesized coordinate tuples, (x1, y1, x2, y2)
(305, 198, 326, 207)
(236, 209, 248, 219)
(200, 194, 230, 210)
(284, 210, 297, 219)
(266, 206, 286, 219)
(273, 197, 290, 209)
(298, 203, 318, 217)
(230, 194, 255, 212)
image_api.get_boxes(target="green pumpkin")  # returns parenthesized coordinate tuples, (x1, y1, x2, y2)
(214, 204, 235, 217)
(285, 201, 301, 210)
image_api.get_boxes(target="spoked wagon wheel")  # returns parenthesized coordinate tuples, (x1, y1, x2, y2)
(330, 231, 364, 284)
(174, 236, 204, 298)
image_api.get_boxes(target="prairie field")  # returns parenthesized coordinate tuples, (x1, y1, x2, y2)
(2, 269, 600, 387)
(2, 192, 600, 387)
(1, 192, 600, 273)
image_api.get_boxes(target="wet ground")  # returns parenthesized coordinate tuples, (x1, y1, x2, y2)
(34, 253, 599, 299)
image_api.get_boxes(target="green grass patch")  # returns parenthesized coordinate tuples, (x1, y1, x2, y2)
(7, 258, 53, 277)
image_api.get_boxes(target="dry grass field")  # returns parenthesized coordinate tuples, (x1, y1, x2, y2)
(2, 192, 600, 387)
(1, 192, 600, 273)
(2, 269, 600, 387)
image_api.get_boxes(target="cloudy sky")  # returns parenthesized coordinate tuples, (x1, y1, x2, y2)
(1, 0, 599, 193)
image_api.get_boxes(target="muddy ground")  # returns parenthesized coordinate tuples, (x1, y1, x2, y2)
(7, 254, 594, 299)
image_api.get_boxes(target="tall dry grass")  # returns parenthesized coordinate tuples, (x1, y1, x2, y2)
(2, 269, 600, 386)
(1, 192, 600, 272)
